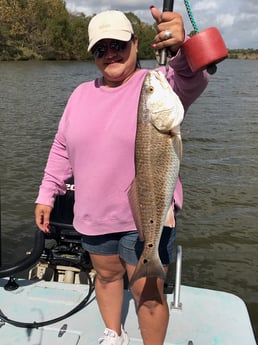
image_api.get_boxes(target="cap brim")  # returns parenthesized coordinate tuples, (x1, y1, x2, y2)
(88, 31, 131, 52)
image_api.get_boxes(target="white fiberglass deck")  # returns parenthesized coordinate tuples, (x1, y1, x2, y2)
(0, 278, 256, 345)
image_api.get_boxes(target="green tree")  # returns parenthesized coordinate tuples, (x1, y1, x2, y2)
(125, 12, 156, 60)
(0, 2, 159, 60)
(35, 0, 71, 59)
(69, 13, 91, 60)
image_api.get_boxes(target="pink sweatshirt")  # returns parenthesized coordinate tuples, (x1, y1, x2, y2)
(36, 51, 208, 235)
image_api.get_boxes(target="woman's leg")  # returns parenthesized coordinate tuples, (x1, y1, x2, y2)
(90, 253, 126, 335)
(127, 264, 169, 345)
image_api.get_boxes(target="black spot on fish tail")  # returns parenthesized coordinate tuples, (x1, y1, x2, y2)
(129, 255, 166, 288)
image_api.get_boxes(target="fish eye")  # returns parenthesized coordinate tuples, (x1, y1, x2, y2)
(148, 86, 154, 93)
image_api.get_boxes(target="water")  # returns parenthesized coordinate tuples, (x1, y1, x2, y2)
(1, 59, 258, 340)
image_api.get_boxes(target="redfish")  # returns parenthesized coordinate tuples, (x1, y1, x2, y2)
(128, 70, 184, 286)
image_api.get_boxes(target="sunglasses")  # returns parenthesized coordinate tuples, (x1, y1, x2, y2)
(92, 38, 132, 59)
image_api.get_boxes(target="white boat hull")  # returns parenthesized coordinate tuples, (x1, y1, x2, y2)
(0, 278, 256, 345)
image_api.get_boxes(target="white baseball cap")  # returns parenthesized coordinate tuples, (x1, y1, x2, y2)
(87, 10, 134, 52)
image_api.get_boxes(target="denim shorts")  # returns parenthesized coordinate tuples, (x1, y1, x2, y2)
(81, 226, 176, 266)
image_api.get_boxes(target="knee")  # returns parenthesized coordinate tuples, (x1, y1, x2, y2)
(131, 278, 165, 309)
(133, 290, 165, 314)
(96, 269, 126, 285)
(139, 297, 164, 313)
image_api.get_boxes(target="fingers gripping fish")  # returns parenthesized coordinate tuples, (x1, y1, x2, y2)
(128, 70, 184, 287)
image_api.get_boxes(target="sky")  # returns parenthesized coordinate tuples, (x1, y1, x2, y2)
(65, 0, 258, 49)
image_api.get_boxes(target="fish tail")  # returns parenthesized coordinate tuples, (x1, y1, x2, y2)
(129, 255, 166, 288)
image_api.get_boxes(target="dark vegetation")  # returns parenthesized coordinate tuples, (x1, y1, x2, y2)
(0, 0, 257, 61)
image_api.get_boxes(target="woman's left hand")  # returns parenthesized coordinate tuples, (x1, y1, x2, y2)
(150, 6, 185, 53)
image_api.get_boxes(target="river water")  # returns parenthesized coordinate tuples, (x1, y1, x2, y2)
(1, 59, 258, 340)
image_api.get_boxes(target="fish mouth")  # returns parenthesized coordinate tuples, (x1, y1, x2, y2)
(151, 109, 172, 113)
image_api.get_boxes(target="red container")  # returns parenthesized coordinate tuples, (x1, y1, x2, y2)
(182, 27, 228, 72)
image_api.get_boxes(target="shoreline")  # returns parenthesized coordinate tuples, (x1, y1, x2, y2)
(1, 50, 258, 62)
(228, 51, 258, 60)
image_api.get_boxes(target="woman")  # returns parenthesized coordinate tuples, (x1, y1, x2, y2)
(35, 6, 208, 345)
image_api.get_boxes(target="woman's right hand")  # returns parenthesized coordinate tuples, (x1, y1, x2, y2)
(35, 204, 53, 233)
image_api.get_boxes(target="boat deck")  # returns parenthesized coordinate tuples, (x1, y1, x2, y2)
(0, 278, 256, 345)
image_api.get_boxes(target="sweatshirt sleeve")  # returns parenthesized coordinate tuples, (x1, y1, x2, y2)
(35, 109, 73, 207)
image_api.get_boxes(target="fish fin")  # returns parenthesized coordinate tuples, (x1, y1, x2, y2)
(164, 206, 175, 227)
(128, 178, 145, 241)
(129, 254, 166, 288)
(172, 132, 183, 161)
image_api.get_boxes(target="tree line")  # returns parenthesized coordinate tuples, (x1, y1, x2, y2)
(0, 0, 157, 61)
(227, 49, 258, 60)
(1, 0, 257, 61)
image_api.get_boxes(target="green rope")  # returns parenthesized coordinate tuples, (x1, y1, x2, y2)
(184, 0, 199, 33)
